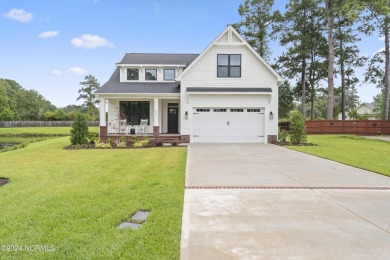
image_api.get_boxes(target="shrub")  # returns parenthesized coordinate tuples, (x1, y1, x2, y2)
(171, 140, 178, 146)
(155, 140, 163, 147)
(278, 128, 288, 143)
(288, 110, 307, 144)
(70, 114, 89, 145)
(95, 139, 112, 149)
(116, 141, 127, 148)
(115, 136, 127, 148)
(107, 137, 113, 145)
(87, 131, 99, 144)
(141, 136, 149, 146)
(119, 136, 127, 143)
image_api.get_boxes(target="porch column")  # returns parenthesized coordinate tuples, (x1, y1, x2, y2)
(153, 98, 159, 127)
(99, 97, 106, 126)
(153, 98, 160, 137)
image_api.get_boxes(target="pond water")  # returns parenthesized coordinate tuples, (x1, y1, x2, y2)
(0, 142, 19, 149)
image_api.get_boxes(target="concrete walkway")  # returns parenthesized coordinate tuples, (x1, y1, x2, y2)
(180, 144, 390, 259)
(362, 135, 390, 142)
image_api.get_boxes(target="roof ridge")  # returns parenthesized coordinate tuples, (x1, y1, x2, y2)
(124, 53, 199, 55)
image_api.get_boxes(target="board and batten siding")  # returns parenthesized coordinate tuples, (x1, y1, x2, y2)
(179, 44, 279, 142)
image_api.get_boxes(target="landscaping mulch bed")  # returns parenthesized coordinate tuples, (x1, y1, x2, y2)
(0, 178, 9, 187)
(277, 142, 317, 146)
(63, 144, 185, 150)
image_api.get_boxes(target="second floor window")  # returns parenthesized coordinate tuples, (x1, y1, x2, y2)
(145, 69, 157, 80)
(164, 69, 175, 80)
(217, 54, 241, 78)
(127, 69, 139, 80)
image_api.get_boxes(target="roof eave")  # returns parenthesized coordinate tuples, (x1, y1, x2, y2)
(115, 63, 187, 67)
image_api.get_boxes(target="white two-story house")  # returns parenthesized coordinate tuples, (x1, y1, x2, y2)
(95, 25, 282, 143)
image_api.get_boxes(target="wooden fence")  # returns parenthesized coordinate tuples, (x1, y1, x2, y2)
(280, 120, 390, 135)
(0, 121, 99, 127)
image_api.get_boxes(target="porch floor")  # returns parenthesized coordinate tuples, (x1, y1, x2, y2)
(107, 133, 181, 137)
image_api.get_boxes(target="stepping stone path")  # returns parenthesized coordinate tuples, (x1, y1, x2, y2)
(117, 222, 141, 229)
(117, 210, 150, 229)
(131, 210, 150, 221)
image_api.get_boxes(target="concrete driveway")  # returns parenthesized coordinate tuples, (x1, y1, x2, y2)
(180, 144, 390, 259)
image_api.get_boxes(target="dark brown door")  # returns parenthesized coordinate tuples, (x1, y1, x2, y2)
(168, 107, 179, 133)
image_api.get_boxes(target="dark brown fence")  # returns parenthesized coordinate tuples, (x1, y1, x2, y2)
(0, 121, 99, 127)
(280, 120, 390, 135)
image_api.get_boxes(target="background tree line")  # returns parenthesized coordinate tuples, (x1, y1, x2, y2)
(234, 0, 390, 120)
(0, 76, 100, 121)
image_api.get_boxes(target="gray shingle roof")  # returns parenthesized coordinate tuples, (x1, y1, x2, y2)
(96, 53, 200, 94)
(116, 53, 199, 65)
(95, 68, 180, 94)
(187, 87, 272, 93)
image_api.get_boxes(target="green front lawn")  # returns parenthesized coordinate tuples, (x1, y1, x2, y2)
(0, 137, 186, 259)
(0, 127, 99, 136)
(287, 135, 390, 177)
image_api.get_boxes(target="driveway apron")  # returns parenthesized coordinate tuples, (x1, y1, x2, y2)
(180, 144, 390, 259)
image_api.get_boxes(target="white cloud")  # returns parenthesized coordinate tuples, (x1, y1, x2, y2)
(4, 9, 33, 23)
(68, 67, 87, 75)
(70, 34, 114, 49)
(38, 31, 59, 39)
(51, 69, 62, 76)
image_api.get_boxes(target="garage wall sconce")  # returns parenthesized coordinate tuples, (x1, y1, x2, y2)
(269, 111, 274, 120)
(185, 111, 188, 120)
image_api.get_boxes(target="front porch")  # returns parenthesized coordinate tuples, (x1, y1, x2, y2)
(99, 128, 183, 143)
(98, 97, 190, 143)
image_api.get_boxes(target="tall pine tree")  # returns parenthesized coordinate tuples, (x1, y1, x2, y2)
(274, 0, 327, 119)
(233, 0, 275, 60)
(77, 75, 100, 120)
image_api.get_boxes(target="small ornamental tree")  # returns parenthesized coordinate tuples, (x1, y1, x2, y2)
(70, 113, 89, 145)
(289, 110, 307, 144)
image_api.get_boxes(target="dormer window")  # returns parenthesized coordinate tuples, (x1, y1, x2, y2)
(127, 69, 139, 80)
(145, 69, 157, 80)
(164, 69, 175, 80)
(217, 54, 241, 78)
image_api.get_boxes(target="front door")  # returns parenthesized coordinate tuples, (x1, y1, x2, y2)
(168, 107, 179, 133)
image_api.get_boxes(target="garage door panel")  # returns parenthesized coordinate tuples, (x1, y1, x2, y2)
(192, 108, 265, 143)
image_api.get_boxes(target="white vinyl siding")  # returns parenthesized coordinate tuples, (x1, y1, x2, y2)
(179, 43, 279, 142)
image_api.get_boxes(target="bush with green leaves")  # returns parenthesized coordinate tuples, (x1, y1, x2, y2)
(94, 139, 112, 149)
(288, 110, 307, 144)
(132, 136, 149, 147)
(278, 128, 288, 143)
(70, 114, 89, 145)
(115, 136, 127, 148)
(87, 131, 99, 144)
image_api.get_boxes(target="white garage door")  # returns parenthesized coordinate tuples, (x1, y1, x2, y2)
(192, 108, 265, 143)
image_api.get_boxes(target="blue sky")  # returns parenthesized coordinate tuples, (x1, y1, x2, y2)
(0, 0, 382, 107)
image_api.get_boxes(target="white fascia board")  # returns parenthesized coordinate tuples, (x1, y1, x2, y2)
(213, 42, 246, 46)
(186, 92, 272, 96)
(116, 64, 186, 68)
(96, 93, 180, 99)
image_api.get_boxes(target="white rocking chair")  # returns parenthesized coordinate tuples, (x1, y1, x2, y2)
(139, 119, 148, 135)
